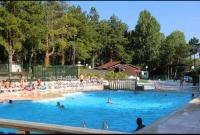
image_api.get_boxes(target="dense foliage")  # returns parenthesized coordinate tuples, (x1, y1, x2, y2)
(0, 1, 199, 79)
(105, 71, 128, 79)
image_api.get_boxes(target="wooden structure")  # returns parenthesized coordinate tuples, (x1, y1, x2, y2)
(108, 79, 136, 90)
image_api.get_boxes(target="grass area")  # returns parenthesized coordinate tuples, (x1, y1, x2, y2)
(138, 79, 149, 83)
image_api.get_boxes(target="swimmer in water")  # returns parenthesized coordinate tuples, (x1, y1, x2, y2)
(192, 93, 195, 98)
(56, 102, 61, 107)
(8, 100, 12, 104)
(135, 117, 145, 131)
(107, 98, 112, 104)
(60, 105, 65, 109)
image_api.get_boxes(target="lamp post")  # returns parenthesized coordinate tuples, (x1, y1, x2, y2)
(77, 61, 81, 78)
(191, 65, 195, 70)
(145, 65, 148, 79)
(145, 65, 148, 71)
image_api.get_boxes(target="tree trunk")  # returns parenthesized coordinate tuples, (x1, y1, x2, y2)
(167, 66, 169, 80)
(28, 47, 34, 73)
(170, 62, 172, 79)
(174, 68, 177, 79)
(33, 53, 37, 65)
(44, 47, 55, 67)
(91, 54, 95, 68)
(110, 47, 113, 62)
(61, 50, 65, 65)
(44, 51, 50, 67)
(8, 50, 14, 80)
(71, 46, 75, 65)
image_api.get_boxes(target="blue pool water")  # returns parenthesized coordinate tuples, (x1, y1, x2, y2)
(0, 90, 192, 133)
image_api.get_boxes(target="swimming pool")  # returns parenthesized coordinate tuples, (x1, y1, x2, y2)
(0, 90, 192, 133)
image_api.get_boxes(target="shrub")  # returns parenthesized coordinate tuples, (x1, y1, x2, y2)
(105, 71, 128, 79)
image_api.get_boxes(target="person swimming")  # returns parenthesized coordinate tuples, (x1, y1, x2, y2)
(60, 105, 65, 109)
(8, 100, 12, 104)
(135, 117, 145, 131)
(57, 102, 61, 107)
(192, 93, 195, 98)
(107, 98, 112, 104)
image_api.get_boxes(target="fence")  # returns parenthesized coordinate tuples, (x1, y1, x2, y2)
(0, 64, 79, 81)
(32, 65, 78, 81)
(108, 79, 136, 90)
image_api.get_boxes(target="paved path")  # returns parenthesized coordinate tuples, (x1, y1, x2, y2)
(135, 98, 200, 134)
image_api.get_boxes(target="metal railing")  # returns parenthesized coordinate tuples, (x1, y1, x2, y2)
(0, 119, 127, 134)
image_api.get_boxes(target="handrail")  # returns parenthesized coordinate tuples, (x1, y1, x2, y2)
(0, 119, 127, 134)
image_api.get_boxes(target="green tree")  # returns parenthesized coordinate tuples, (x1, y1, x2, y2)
(64, 6, 91, 65)
(42, 1, 65, 67)
(88, 7, 101, 68)
(188, 37, 200, 67)
(0, 1, 24, 78)
(97, 20, 110, 64)
(162, 31, 189, 79)
(103, 15, 129, 63)
(133, 10, 163, 72)
(17, 1, 46, 68)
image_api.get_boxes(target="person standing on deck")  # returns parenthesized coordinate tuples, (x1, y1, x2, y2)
(79, 74, 84, 86)
(179, 76, 184, 90)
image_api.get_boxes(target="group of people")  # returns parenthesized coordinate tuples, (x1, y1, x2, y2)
(0, 80, 12, 89)
(0, 76, 42, 91)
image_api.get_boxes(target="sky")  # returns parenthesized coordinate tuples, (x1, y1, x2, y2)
(68, 1, 200, 42)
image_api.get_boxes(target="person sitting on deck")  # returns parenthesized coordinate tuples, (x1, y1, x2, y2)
(154, 81, 162, 90)
(19, 74, 25, 88)
(0, 80, 3, 89)
(37, 79, 42, 87)
(25, 82, 33, 91)
(41, 82, 47, 91)
(135, 117, 145, 131)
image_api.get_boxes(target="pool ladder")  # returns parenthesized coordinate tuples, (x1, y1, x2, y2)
(80, 121, 109, 130)
(102, 121, 108, 130)
(80, 121, 86, 128)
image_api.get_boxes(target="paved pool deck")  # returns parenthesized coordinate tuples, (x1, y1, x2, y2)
(135, 97, 200, 134)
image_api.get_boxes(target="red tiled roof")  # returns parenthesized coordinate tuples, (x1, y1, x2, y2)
(97, 61, 121, 69)
(113, 64, 141, 76)
(97, 61, 141, 76)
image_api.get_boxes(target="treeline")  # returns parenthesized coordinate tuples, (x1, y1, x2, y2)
(0, 1, 199, 79)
